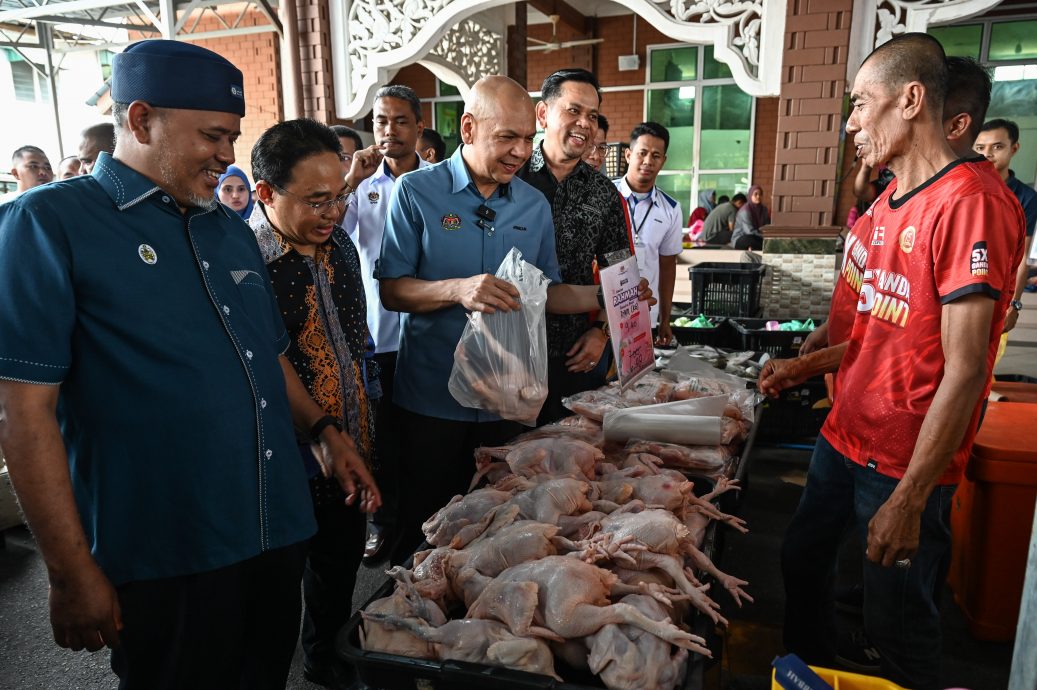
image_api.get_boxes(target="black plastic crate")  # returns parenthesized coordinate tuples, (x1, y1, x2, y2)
(756, 376, 829, 442)
(729, 318, 825, 358)
(670, 316, 734, 347)
(994, 374, 1037, 384)
(687, 262, 765, 317)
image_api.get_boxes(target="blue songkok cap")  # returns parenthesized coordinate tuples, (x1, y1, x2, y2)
(112, 40, 245, 116)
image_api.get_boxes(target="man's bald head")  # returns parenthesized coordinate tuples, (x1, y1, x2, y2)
(464, 75, 534, 123)
(459, 75, 536, 196)
(862, 33, 948, 116)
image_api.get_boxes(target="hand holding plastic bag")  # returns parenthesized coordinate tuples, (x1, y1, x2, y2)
(448, 248, 549, 426)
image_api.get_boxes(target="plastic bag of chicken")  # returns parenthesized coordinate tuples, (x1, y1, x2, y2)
(448, 248, 549, 426)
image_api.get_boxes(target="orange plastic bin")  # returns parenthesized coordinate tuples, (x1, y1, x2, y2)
(948, 401, 1037, 641)
(990, 380, 1037, 403)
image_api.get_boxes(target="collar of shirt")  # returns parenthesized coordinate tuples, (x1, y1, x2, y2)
(92, 151, 231, 220)
(370, 152, 429, 185)
(527, 141, 595, 183)
(616, 176, 657, 206)
(447, 145, 513, 200)
(248, 203, 349, 265)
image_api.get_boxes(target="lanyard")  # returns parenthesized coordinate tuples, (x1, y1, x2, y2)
(628, 192, 655, 243)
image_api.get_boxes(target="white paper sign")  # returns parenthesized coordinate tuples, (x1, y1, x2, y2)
(599, 255, 654, 390)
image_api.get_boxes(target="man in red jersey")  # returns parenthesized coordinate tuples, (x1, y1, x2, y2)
(760, 35, 1025, 689)
(802, 55, 994, 356)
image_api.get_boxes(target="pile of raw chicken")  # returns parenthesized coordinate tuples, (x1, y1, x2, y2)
(360, 369, 757, 690)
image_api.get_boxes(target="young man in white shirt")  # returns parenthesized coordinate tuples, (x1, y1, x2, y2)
(341, 84, 430, 564)
(614, 122, 684, 345)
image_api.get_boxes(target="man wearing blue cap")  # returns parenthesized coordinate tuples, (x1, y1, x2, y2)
(0, 39, 379, 690)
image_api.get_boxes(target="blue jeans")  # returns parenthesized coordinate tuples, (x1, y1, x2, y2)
(781, 434, 955, 690)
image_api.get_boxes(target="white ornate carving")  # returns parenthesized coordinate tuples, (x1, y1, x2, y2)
(425, 18, 502, 86)
(847, 0, 1003, 90)
(329, 0, 788, 119)
(665, 0, 764, 70)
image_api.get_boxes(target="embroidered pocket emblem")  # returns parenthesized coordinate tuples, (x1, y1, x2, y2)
(898, 226, 915, 254)
(441, 213, 462, 231)
(368, 191, 380, 203)
(138, 244, 158, 265)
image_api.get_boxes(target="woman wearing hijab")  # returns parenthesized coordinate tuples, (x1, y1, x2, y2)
(216, 165, 254, 219)
(688, 189, 716, 226)
(730, 184, 770, 250)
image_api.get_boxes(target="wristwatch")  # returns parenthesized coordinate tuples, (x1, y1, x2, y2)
(1011, 299, 1024, 312)
(594, 320, 611, 338)
(309, 414, 342, 442)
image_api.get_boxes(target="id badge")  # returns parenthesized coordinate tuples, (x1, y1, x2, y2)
(634, 237, 648, 274)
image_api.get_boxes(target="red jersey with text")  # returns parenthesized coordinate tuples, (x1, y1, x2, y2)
(822, 159, 1025, 484)
(829, 193, 887, 346)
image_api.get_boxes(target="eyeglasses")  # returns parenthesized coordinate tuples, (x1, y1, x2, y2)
(593, 144, 609, 154)
(271, 183, 351, 215)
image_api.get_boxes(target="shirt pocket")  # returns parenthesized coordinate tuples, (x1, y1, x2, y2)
(230, 269, 283, 342)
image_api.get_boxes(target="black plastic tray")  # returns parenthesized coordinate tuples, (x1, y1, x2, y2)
(728, 318, 826, 358)
(338, 476, 735, 690)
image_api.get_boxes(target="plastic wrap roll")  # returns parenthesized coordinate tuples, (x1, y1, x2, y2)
(602, 412, 724, 444)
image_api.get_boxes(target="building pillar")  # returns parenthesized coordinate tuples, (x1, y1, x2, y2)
(770, 0, 853, 227)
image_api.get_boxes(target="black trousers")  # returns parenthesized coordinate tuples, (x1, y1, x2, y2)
(537, 354, 608, 426)
(388, 406, 520, 565)
(300, 476, 367, 670)
(734, 234, 763, 250)
(111, 541, 307, 690)
(371, 351, 400, 527)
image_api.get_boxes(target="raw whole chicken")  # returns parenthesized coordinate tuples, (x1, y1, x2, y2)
(471, 438, 603, 488)
(450, 302, 548, 426)
(363, 613, 562, 680)
(581, 508, 752, 608)
(421, 487, 514, 548)
(509, 415, 605, 447)
(586, 594, 689, 690)
(359, 569, 448, 658)
(408, 519, 577, 608)
(504, 477, 595, 525)
(466, 555, 712, 657)
(625, 440, 733, 473)
(561, 389, 630, 422)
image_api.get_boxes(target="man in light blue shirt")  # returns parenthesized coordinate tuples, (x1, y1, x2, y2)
(379, 75, 632, 562)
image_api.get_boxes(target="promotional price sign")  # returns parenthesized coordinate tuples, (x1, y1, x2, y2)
(599, 255, 654, 390)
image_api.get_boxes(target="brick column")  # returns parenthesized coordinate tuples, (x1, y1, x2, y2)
(297, 0, 337, 122)
(770, 0, 853, 227)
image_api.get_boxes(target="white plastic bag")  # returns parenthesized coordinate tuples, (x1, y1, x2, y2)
(448, 248, 549, 426)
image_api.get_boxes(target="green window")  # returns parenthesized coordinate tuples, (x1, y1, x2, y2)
(989, 20, 1037, 62)
(928, 24, 982, 60)
(645, 45, 754, 214)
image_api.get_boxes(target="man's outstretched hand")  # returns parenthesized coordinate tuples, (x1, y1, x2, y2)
(757, 357, 808, 398)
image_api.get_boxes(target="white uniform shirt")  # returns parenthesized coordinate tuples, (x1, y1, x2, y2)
(343, 155, 431, 354)
(614, 177, 684, 325)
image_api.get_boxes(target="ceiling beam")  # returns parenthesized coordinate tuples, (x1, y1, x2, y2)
(0, 0, 136, 23)
(28, 14, 161, 31)
(525, 0, 588, 34)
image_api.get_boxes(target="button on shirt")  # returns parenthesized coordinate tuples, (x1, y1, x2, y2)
(615, 178, 684, 326)
(342, 154, 431, 354)
(378, 146, 562, 422)
(0, 153, 315, 585)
